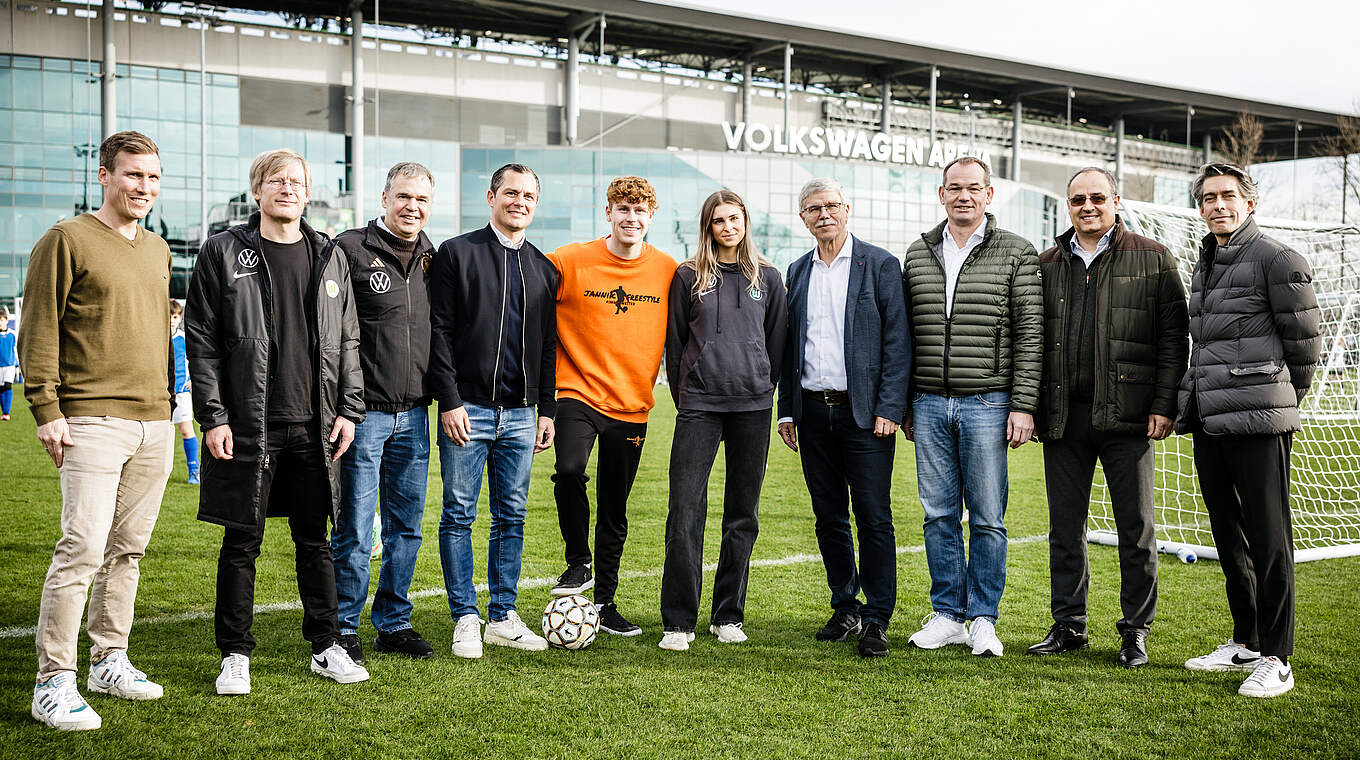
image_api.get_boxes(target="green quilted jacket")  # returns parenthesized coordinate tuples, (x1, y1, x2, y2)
(902, 214, 1043, 413)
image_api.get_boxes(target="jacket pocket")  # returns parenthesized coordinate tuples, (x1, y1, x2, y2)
(1230, 361, 1284, 377)
(1116, 361, 1155, 421)
(692, 340, 773, 397)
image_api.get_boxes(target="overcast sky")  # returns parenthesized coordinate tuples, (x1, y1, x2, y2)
(673, 0, 1360, 115)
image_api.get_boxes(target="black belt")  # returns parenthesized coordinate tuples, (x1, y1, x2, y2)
(804, 389, 850, 406)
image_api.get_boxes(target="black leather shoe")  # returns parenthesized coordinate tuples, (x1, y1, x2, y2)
(1026, 623, 1089, 655)
(339, 633, 366, 665)
(1115, 630, 1149, 668)
(858, 623, 889, 658)
(816, 609, 862, 642)
(374, 628, 435, 660)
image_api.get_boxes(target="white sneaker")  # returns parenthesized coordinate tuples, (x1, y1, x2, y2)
(907, 612, 969, 649)
(484, 610, 548, 651)
(658, 631, 696, 651)
(216, 654, 251, 695)
(967, 618, 1004, 657)
(31, 672, 101, 731)
(87, 651, 164, 700)
(310, 642, 371, 684)
(709, 623, 748, 644)
(1185, 640, 1261, 672)
(1239, 656, 1295, 698)
(452, 614, 484, 659)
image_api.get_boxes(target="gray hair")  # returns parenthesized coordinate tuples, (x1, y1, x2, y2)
(384, 161, 434, 194)
(798, 177, 848, 211)
(1066, 166, 1119, 196)
(942, 156, 991, 187)
(1192, 162, 1260, 207)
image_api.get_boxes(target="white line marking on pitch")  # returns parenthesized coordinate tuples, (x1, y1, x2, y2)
(0, 533, 1048, 639)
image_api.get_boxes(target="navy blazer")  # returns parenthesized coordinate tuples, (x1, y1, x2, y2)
(777, 234, 911, 429)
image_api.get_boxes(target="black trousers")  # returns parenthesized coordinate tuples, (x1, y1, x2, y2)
(215, 423, 339, 656)
(1194, 431, 1296, 659)
(798, 397, 897, 628)
(551, 398, 647, 605)
(1042, 403, 1158, 635)
(660, 409, 770, 632)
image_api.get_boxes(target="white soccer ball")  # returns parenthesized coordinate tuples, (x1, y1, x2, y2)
(541, 594, 599, 650)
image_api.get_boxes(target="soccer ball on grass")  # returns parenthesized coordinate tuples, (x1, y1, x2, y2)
(542, 594, 599, 650)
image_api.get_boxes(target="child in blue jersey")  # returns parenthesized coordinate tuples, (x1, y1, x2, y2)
(170, 300, 199, 483)
(0, 306, 16, 421)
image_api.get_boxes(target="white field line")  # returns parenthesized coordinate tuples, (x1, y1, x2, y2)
(0, 533, 1048, 639)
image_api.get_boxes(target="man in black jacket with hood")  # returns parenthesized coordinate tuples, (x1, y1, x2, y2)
(186, 149, 367, 695)
(330, 162, 438, 665)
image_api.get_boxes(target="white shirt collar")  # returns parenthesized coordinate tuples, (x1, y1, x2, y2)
(1070, 225, 1115, 258)
(814, 233, 855, 266)
(945, 221, 986, 250)
(489, 221, 523, 250)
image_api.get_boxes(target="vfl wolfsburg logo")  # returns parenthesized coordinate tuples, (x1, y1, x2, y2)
(369, 271, 392, 294)
(237, 249, 258, 268)
(748, 285, 764, 301)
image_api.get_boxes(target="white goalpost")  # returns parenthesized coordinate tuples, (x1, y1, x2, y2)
(1085, 200, 1360, 563)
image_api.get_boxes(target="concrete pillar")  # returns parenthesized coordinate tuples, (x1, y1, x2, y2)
(742, 58, 752, 123)
(1011, 99, 1022, 181)
(929, 64, 938, 145)
(1203, 132, 1212, 166)
(566, 34, 580, 146)
(880, 76, 892, 132)
(102, 0, 116, 138)
(199, 14, 207, 245)
(783, 43, 792, 142)
(1114, 116, 1125, 192)
(351, 3, 364, 225)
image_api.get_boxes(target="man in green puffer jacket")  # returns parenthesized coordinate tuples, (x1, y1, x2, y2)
(901, 156, 1042, 658)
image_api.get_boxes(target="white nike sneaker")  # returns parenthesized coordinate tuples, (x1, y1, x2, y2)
(31, 672, 102, 731)
(216, 654, 251, 696)
(87, 651, 164, 700)
(1239, 656, 1295, 698)
(967, 618, 1004, 657)
(907, 612, 969, 649)
(452, 614, 484, 659)
(658, 631, 696, 651)
(710, 623, 748, 644)
(1185, 640, 1261, 672)
(484, 610, 548, 651)
(310, 643, 371, 684)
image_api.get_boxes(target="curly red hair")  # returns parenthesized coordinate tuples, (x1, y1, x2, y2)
(606, 176, 659, 212)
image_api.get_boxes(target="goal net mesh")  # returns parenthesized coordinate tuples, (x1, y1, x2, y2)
(1085, 200, 1360, 562)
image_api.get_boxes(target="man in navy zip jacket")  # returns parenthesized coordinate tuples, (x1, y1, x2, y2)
(428, 163, 559, 658)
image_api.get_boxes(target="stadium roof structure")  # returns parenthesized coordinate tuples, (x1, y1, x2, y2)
(215, 0, 1348, 159)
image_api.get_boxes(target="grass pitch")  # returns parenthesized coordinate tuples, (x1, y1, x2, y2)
(1, 390, 1357, 759)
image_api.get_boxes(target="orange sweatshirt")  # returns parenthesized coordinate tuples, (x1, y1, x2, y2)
(547, 238, 677, 422)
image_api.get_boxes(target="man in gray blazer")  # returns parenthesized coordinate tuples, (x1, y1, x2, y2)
(777, 177, 911, 658)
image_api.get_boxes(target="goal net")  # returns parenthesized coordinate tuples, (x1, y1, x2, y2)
(1085, 200, 1360, 562)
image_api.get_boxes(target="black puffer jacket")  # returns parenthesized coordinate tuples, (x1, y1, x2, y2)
(185, 213, 364, 531)
(1036, 219, 1189, 439)
(1175, 216, 1321, 435)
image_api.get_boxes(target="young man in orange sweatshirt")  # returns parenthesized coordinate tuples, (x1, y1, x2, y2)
(546, 176, 677, 635)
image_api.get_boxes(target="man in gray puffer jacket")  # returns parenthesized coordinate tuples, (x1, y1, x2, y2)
(1177, 162, 1321, 699)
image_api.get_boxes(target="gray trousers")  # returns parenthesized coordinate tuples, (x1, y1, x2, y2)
(1042, 403, 1158, 635)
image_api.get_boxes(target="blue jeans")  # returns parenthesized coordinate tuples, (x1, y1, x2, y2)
(913, 391, 1010, 622)
(437, 403, 536, 621)
(332, 406, 431, 635)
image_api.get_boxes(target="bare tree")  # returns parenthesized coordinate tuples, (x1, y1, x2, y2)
(1216, 112, 1277, 168)
(1320, 106, 1360, 224)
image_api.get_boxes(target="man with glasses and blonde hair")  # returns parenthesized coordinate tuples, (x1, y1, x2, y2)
(186, 148, 367, 694)
(901, 156, 1042, 658)
(1177, 162, 1320, 697)
(1027, 167, 1188, 668)
(776, 177, 910, 658)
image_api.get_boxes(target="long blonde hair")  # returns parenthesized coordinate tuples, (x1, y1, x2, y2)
(686, 190, 768, 299)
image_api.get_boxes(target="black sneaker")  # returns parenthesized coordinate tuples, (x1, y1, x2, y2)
(338, 633, 365, 665)
(597, 603, 642, 637)
(551, 564, 594, 597)
(373, 628, 435, 660)
(816, 609, 862, 642)
(858, 623, 889, 658)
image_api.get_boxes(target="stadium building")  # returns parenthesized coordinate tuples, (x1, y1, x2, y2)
(0, 0, 1351, 302)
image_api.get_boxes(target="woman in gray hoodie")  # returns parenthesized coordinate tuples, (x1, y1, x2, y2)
(658, 190, 787, 651)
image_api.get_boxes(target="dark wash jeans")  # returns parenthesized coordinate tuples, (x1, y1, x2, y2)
(660, 408, 771, 632)
(215, 423, 339, 656)
(798, 396, 897, 628)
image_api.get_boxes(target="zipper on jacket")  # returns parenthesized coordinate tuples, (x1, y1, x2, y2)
(405, 264, 414, 403)
(254, 229, 274, 475)
(491, 246, 508, 403)
(517, 250, 528, 407)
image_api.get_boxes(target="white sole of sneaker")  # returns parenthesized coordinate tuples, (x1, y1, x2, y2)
(908, 634, 969, 650)
(86, 678, 164, 700)
(1240, 679, 1294, 698)
(1185, 660, 1259, 672)
(216, 682, 250, 696)
(550, 579, 595, 597)
(600, 624, 643, 637)
(971, 645, 1003, 657)
(451, 643, 483, 659)
(658, 633, 696, 651)
(31, 706, 101, 731)
(709, 625, 748, 644)
(484, 635, 548, 651)
(309, 661, 370, 684)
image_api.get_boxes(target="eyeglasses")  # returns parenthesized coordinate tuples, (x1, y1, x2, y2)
(801, 202, 844, 217)
(944, 184, 989, 197)
(1067, 194, 1111, 207)
(265, 178, 308, 190)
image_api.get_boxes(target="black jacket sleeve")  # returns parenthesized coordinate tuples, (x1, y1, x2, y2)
(665, 267, 693, 406)
(1009, 243, 1044, 415)
(428, 241, 464, 410)
(763, 266, 789, 393)
(537, 260, 559, 419)
(184, 239, 230, 430)
(1152, 248, 1190, 419)
(776, 259, 800, 422)
(873, 253, 910, 424)
(1268, 245, 1323, 399)
(335, 252, 365, 423)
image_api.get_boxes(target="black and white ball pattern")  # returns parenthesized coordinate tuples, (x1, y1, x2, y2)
(542, 594, 599, 650)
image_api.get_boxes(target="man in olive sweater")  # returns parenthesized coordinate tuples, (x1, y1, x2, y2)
(901, 156, 1043, 658)
(20, 131, 175, 731)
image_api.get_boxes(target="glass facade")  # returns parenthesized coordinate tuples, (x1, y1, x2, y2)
(1, 54, 1063, 304)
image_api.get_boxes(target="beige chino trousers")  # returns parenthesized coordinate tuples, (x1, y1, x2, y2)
(35, 416, 173, 681)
